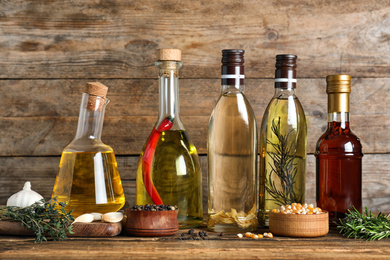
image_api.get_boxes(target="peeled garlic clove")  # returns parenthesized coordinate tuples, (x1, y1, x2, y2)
(101, 212, 123, 223)
(7, 181, 44, 208)
(73, 214, 94, 224)
(90, 212, 102, 221)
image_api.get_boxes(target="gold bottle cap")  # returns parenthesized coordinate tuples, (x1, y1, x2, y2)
(85, 82, 108, 111)
(157, 49, 181, 61)
(326, 75, 350, 113)
(326, 75, 351, 93)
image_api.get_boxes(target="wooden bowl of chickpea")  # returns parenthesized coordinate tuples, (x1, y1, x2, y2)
(269, 203, 329, 238)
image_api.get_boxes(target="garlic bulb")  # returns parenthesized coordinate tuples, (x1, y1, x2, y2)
(6, 181, 44, 207)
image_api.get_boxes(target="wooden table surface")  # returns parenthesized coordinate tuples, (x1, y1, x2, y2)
(1, 227, 389, 259)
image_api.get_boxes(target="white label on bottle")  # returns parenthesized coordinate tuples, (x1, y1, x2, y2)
(275, 78, 297, 83)
(221, 75, 245, 79)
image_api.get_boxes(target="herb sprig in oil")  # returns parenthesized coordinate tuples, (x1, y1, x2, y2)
(266, 117, 303, 206)
(337, 207, 390, 241)
(0, 197, 74, 243)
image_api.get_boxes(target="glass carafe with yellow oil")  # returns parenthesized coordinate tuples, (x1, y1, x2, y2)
(52, 82, 125, 217)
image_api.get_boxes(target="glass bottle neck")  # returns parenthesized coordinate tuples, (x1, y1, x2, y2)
(327, 112, 350, 129)
(74, 93, 108, 140)
(156, 61, 184, 130)
(221, 84, 244, 94)
(327, 92, 350, 129)
(273, 87, 296, 98)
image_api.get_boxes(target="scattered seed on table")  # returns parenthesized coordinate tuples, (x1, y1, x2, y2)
(188, 229, 194, 234)
(219, 232, 224, 236)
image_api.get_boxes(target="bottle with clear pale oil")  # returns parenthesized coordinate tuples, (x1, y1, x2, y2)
(259, 55, 307, 226)
(135, 49, 203, 228)
(315, 75, 363, 227)
(207, 50, 258, 232)
(52, 82, 125, 217)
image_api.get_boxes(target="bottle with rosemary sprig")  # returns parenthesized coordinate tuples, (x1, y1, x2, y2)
(259, 55, 307, 226)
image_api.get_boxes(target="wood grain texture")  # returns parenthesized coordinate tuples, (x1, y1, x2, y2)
(0, 0, 389, 224)
(0, 221, 122, 237)
(0, 230, 389, 259)
(1, 78, 389, 155)
(70, 222, 122, 237)
(0, 1, 389, 78)
(1, 154, 389, 212)
(269, 211, 329, 238)
(125, 209, 179, 237)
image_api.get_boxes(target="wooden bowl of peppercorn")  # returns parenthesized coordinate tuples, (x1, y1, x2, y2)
(125, 205, 179, 237)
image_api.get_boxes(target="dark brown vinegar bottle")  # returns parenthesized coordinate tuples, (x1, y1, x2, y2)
(315, 75, 363, 227)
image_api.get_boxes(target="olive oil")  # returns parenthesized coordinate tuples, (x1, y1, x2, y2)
(52, 82, 125, 217)
(259, 97, 306, 221)
(136, 49, 203, 229)
(52, 151, 125, 217)
(136, 130, 203, 228)
(259, 55, 307, 226)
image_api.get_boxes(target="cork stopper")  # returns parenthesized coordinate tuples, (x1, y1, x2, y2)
(85, 82, 108, 111)
(157, 49, 181, 61)
(85, 82, 108, 98)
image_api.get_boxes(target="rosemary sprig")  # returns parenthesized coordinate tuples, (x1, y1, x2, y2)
(265, 117, 303, 206)
(0, 197, 74, 243)
(337, 207, 390, 241)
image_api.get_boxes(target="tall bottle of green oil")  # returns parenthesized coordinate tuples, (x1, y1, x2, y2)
(135, 49, 203, 228)
(52, 82, 125, 217)
(207, 49, 258, 232)
(259, 55, 307, 226)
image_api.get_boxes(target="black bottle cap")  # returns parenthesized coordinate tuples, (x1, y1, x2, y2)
(221, 49, 245, 85)
(275, 54, 297, 89)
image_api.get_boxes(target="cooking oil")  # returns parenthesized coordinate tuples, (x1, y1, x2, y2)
(259, 95, 307, 226)
(52, 150, 125, 217)
(208, 92, 258, 232)
(136, 130, 203, 228)
(207, 50, 258, 232)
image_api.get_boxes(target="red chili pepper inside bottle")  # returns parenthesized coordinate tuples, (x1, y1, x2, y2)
(135, 49, 203, 228)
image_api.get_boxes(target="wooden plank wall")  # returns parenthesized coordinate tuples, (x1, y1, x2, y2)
(0, 0, 389, 211)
